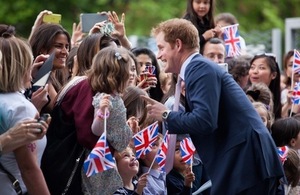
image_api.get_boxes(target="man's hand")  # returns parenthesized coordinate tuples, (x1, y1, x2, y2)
(141, 95, 168, 121)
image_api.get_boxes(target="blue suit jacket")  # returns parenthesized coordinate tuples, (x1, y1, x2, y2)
(167, 55, 283, 194)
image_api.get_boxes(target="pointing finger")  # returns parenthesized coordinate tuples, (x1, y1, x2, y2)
(140, 95, 156, 104)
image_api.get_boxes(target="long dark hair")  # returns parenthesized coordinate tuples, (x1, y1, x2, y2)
(131, 47, 164, 102)
(250, 54, 281, 119)
(183, 0, 215, 29)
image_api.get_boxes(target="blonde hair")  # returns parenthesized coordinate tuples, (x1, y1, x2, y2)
(252, 101, 274, 130)
(151, 18, 199, 50)
(87, 47, 131, 94)
(0, 36, 33, 92)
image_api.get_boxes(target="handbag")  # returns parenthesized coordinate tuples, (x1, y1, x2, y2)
(41, 76, 86, 195)
(0, 163, 22, 195)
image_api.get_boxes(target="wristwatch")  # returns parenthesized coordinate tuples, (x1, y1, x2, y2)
(162, 110, 171, 120)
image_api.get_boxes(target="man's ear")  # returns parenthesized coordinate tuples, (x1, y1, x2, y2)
(175, 38, 182, 50)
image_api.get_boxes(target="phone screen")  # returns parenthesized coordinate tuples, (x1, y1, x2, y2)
(80, 13, 108, 33)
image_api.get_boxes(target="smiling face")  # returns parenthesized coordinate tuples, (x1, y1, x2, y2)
(46, 33, 69, 70)
(115, 147, 139, 178)
(156, 32, 181, 74)
(192, 0, 211, 18)
(249, 57, 277, 86)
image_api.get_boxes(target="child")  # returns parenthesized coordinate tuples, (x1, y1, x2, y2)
(122, 86, 149, 133)
(166, 137, 195, 195)
(81, 47, 134, 195)
(271, 117, 300, 151)
(252, 101, 274, 131)
(90, 50, 133, 151)
(280, 148, 300, 195)
(182, 0, 222, 50)
(139, 133, 167, 195)
(114, 146, 148, 195)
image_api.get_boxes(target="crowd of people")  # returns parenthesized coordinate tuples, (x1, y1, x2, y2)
(0, 0, 300, 194)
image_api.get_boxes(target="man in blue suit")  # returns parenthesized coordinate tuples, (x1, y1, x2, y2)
(142, 18, 284, 194)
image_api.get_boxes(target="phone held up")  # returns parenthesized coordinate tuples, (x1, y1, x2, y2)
(80, 13, 109, 33)
(218, 63, 228, 72)
(43, 14, 62, 24)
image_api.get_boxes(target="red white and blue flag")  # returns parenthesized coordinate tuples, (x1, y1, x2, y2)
(293, 49, 300, 74)
(292, 82, 300, 105)
(133, 121, 159, 159)
(83, 132, 116, 177)
(223, 24, 241, 58)
(277, 146, 289, 164)
(155, 131, 170, 172)
(180, 137, 196, 165)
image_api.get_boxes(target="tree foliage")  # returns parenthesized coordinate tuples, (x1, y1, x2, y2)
(0, 0, 299, 38)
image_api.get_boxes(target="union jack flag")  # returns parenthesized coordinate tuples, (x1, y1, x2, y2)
(223, 24, 241, 58)
(180, 137, 196, 165)
(292, 82, 300, 104)
(83, 132, 116, 177)
(133, 121, 159, 159)
(277, 146, 289, 164)
(155, 131, 170, 172)
(293, 49, 300, 74)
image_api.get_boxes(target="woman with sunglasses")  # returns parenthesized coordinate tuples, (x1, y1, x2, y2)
(249, 53, 282, 119)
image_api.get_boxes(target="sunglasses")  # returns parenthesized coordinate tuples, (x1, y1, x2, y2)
(254, 53, 277, 63)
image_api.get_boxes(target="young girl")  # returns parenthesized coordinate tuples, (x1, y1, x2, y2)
(182, 0, 222, 50)
(122, 86, 148, 133)
(252, 102, 274, 131)
(83, 47, 134, 194)
(280, 148, 300, 195)
(114, 146, 148, 195)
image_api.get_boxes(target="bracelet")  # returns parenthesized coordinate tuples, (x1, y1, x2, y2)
(97, 109, 110, 120)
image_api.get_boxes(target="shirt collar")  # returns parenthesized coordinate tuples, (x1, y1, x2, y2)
(179, 52, 198, 81)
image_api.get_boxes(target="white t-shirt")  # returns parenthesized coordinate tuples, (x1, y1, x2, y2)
(0, 92, 47, 194)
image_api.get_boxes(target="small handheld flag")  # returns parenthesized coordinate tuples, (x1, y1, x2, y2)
(133, 121, 159, 159)
(180, 137, 196, 165)
(277, 146, 289, 164)
(155, 131, 170, 172)
(222, 24, 241, 58)
(293, 49, 300, 74)
(84, 132, 116, 177)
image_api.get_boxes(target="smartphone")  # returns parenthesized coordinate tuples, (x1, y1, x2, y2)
(218, 63, 228, 72)
(43, 14, 62, 24)
(32, 53, 55, 92)
(80, 13, 108, 33)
